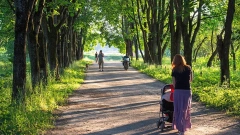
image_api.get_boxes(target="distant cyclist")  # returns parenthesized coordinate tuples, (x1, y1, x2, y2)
(98, 50, 104, 71)
(122, 53, 130, 66)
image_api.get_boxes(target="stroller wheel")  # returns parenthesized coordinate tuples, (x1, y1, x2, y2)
(160, 121, 165, 132)
(157, 119, 162, 129)
(157, 117, 165, 131)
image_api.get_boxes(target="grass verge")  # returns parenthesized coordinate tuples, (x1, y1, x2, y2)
(0, 60, 91, 134)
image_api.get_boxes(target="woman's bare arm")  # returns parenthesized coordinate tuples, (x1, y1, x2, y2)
(172, 77, 176, 88)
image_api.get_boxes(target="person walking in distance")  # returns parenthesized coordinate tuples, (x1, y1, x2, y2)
(171, 54, 193, 135)
(98, 50, 104, 71)
(95, 51, 98, 63)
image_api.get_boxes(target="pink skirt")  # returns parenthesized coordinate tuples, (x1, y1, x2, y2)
(172, 89, 192, 132)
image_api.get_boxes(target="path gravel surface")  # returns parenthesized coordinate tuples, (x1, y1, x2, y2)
(46, 62, 240, 135)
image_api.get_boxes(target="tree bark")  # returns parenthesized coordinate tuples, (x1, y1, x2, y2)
(67, 16, 73, 65)
(181, 0, 203, 66)
(44, 5, 68, 80)
(133, 36, 139, 60)
(137, 0, 148, 63)
(193, 37, 207, 62)
(76, 29, 83, 60)
(169, 0, 181, 61)
(218, 0, 235, 86)
(38, 29, 48, 85)
(12, 0, 37, 103)
(131, 0, 143, 61)
(207, 46, 218, 67)
(230, 42, 236, 70)
(27, 0, 45, 89)
(60, 27, 69, 67)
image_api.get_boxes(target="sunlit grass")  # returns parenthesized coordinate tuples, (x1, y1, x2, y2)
(0, 58, 91, 134)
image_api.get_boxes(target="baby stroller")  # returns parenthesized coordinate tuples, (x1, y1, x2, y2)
(157, 84, 174, 131)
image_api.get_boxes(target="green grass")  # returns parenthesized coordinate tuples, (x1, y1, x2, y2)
(0, 54, 91, 134)
(131, 57, 240, 116)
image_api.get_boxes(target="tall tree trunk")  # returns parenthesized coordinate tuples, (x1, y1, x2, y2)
(122, 16, 133, 57)
(137, 0, 148, 63)
(27, 32, 40, 89)
(133, 36, 139, 60)
(57, 33, 62, 74)
(38, 29, 48, 85)
(157, 0, 167, 65)
(61, 27, 69, 67)
(48, 28, 59, 75)
(76, 29, 83, 60)
(40, 13, 50, 84)
(72, 31, 77, 61)
(131, 0, 144, 61)
(178, 0, 203, 66)
(125, 39, 133, 57)
(58, 30, 63, 69)
(170, 0, 181, 62)
(27, 0, 45, 89)
(218, 0, 235, 86)
(80, 35, 85, 59)
(44, 5, 68, 80)
(12, 0, 36, 103)
(67, 16, 73, 65)
(147, 0, 158, 64)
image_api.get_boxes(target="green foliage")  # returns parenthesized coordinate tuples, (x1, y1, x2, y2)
(80, 0, 127, 52)
(0, 1, 15, 55)
(131, 56, 240, 117)
(132, 58, 172, 83)
(0, 59, 89, 134)
(196, 87, 240, 116)
(0, 51, 12, 76)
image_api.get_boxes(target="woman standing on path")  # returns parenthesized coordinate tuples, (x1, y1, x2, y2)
(171, 54, 193, 135)
(98, 50, 104, 71)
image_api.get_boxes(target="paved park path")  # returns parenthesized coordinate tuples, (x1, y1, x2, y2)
(46, 62, 240, 135)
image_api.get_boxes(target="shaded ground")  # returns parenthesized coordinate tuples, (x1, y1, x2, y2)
(46, 62, 240, 135)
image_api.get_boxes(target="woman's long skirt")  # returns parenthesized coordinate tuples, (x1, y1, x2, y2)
(173, 89, 192, 132)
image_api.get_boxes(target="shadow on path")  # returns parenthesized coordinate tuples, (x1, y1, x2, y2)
(46, 62, 240, 135)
